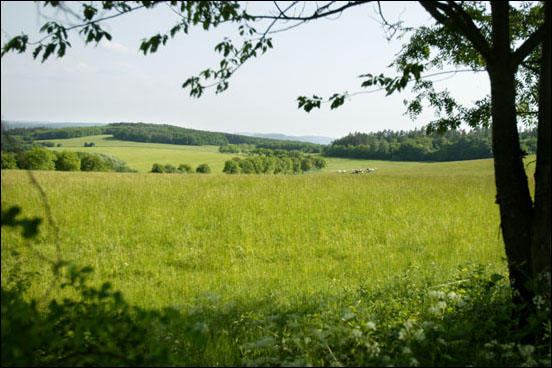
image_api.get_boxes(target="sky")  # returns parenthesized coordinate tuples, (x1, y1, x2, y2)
(0, 1, 490, 138)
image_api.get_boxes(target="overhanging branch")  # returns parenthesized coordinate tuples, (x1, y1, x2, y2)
(420, 1, 493, 62)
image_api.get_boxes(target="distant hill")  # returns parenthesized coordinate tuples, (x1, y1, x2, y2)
(238, 132, 335, 145)
(2, 122, 324, 153)
(2, 121, 108, 129)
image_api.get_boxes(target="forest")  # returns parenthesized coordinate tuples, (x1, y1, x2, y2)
(2, 122, 321, 153)
(323, 127, 538, 161)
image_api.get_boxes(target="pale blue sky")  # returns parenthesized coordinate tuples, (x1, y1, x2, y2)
(1, 1, 489, 138)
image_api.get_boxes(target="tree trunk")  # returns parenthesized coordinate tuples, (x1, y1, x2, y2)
(530, 1, 551, 278)
(488, 2, 535, 305)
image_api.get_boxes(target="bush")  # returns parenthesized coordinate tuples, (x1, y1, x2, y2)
(223, 159, 241, 174)
(21, 147, 56, 171)
(178, 164, 193, 174)
(1, 153, 18, 169)
(54, 151, 81, 171)
(150, 163, 166, 173)
(196, 163, 211, 174)
(80, 154, 109, 172)
(93, 153, 134, 172)
(164, 164, 177, 173)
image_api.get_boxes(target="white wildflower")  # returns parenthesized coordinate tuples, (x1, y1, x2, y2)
(414, 330, 425, 343)
(410, 357, 419, 366)
(518, 344, 535, 358)
(428, 290, 445, 299)
(532, 295, 545, 310)
(366, 321, 376, 331)
(365, 341, 380, 357)
(402, 346, 412, 355)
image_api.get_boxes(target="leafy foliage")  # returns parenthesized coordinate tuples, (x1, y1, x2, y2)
(1, 206, 42, 239)
(79, 153, 110, 172)
(1, 153, 18, 169)
(21, 147, 56, 171)
(150, 162, 194, 174)
(1, 263, 173, 367)
(195, 163, 212, 174)
(54, 151, 80, 171)
(223, 149, 326, 174)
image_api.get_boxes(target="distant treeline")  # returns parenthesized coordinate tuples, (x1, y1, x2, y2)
(1, 122, 322, 153)
(323, 127, 537, 162)
(1, 122, 538, 162)
(223, 148, 326, 174)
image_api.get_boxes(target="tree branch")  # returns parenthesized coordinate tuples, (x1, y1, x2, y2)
(512, 26, 545, 67)
(249, 1, 371, 21)
(420, 1, 493, 62)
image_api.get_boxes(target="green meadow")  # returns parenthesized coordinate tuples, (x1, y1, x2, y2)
(42, 134, 237, 173)
(1, 154, 546, 366)
(41, 134, 499, 178)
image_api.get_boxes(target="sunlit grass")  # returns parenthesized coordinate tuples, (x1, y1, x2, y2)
(1, 165, 505, 310)
(42, 134, 237, 172)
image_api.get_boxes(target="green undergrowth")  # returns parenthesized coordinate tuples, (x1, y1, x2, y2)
(2, 259, 550, 367)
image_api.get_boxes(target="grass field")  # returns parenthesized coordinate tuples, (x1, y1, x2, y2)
(1, 154, 546, 366)
(40, 134, 504, 178)
(42, 134, 238, 173)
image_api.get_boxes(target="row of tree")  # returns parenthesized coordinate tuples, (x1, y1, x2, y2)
(1, 148, 135, 172)
(150, 163, 211, 174)
(324, 127, 537, 161)
(223, 150, 326, 175)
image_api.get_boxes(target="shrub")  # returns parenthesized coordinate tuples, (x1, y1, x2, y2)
(223, 160, 241, 174)
(178, 164, 193, 174)
(164, 164, 177, 173)
(1, 153, 18, 169)
(80, 154, 109, 172)
(93, 153, 134, 172)
(196, 163, 211, 174)
(54, 151, 81, 171)
(150, 163, 166, 173)
(21, 147, 56, 170)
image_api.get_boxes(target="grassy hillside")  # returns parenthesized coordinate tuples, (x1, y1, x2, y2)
(42, 134, 237, 173)
(40, 134, 526, 178)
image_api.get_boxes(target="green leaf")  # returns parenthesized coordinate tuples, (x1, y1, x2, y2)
(83, 4, 97, 20)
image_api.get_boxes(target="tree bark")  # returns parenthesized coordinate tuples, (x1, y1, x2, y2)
(531, 1, 551, 277)
(488, 2, 535, 304)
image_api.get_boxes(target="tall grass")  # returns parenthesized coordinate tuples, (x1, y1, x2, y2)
(1, 168, 503, 309)
(2, 158, 547, 366)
